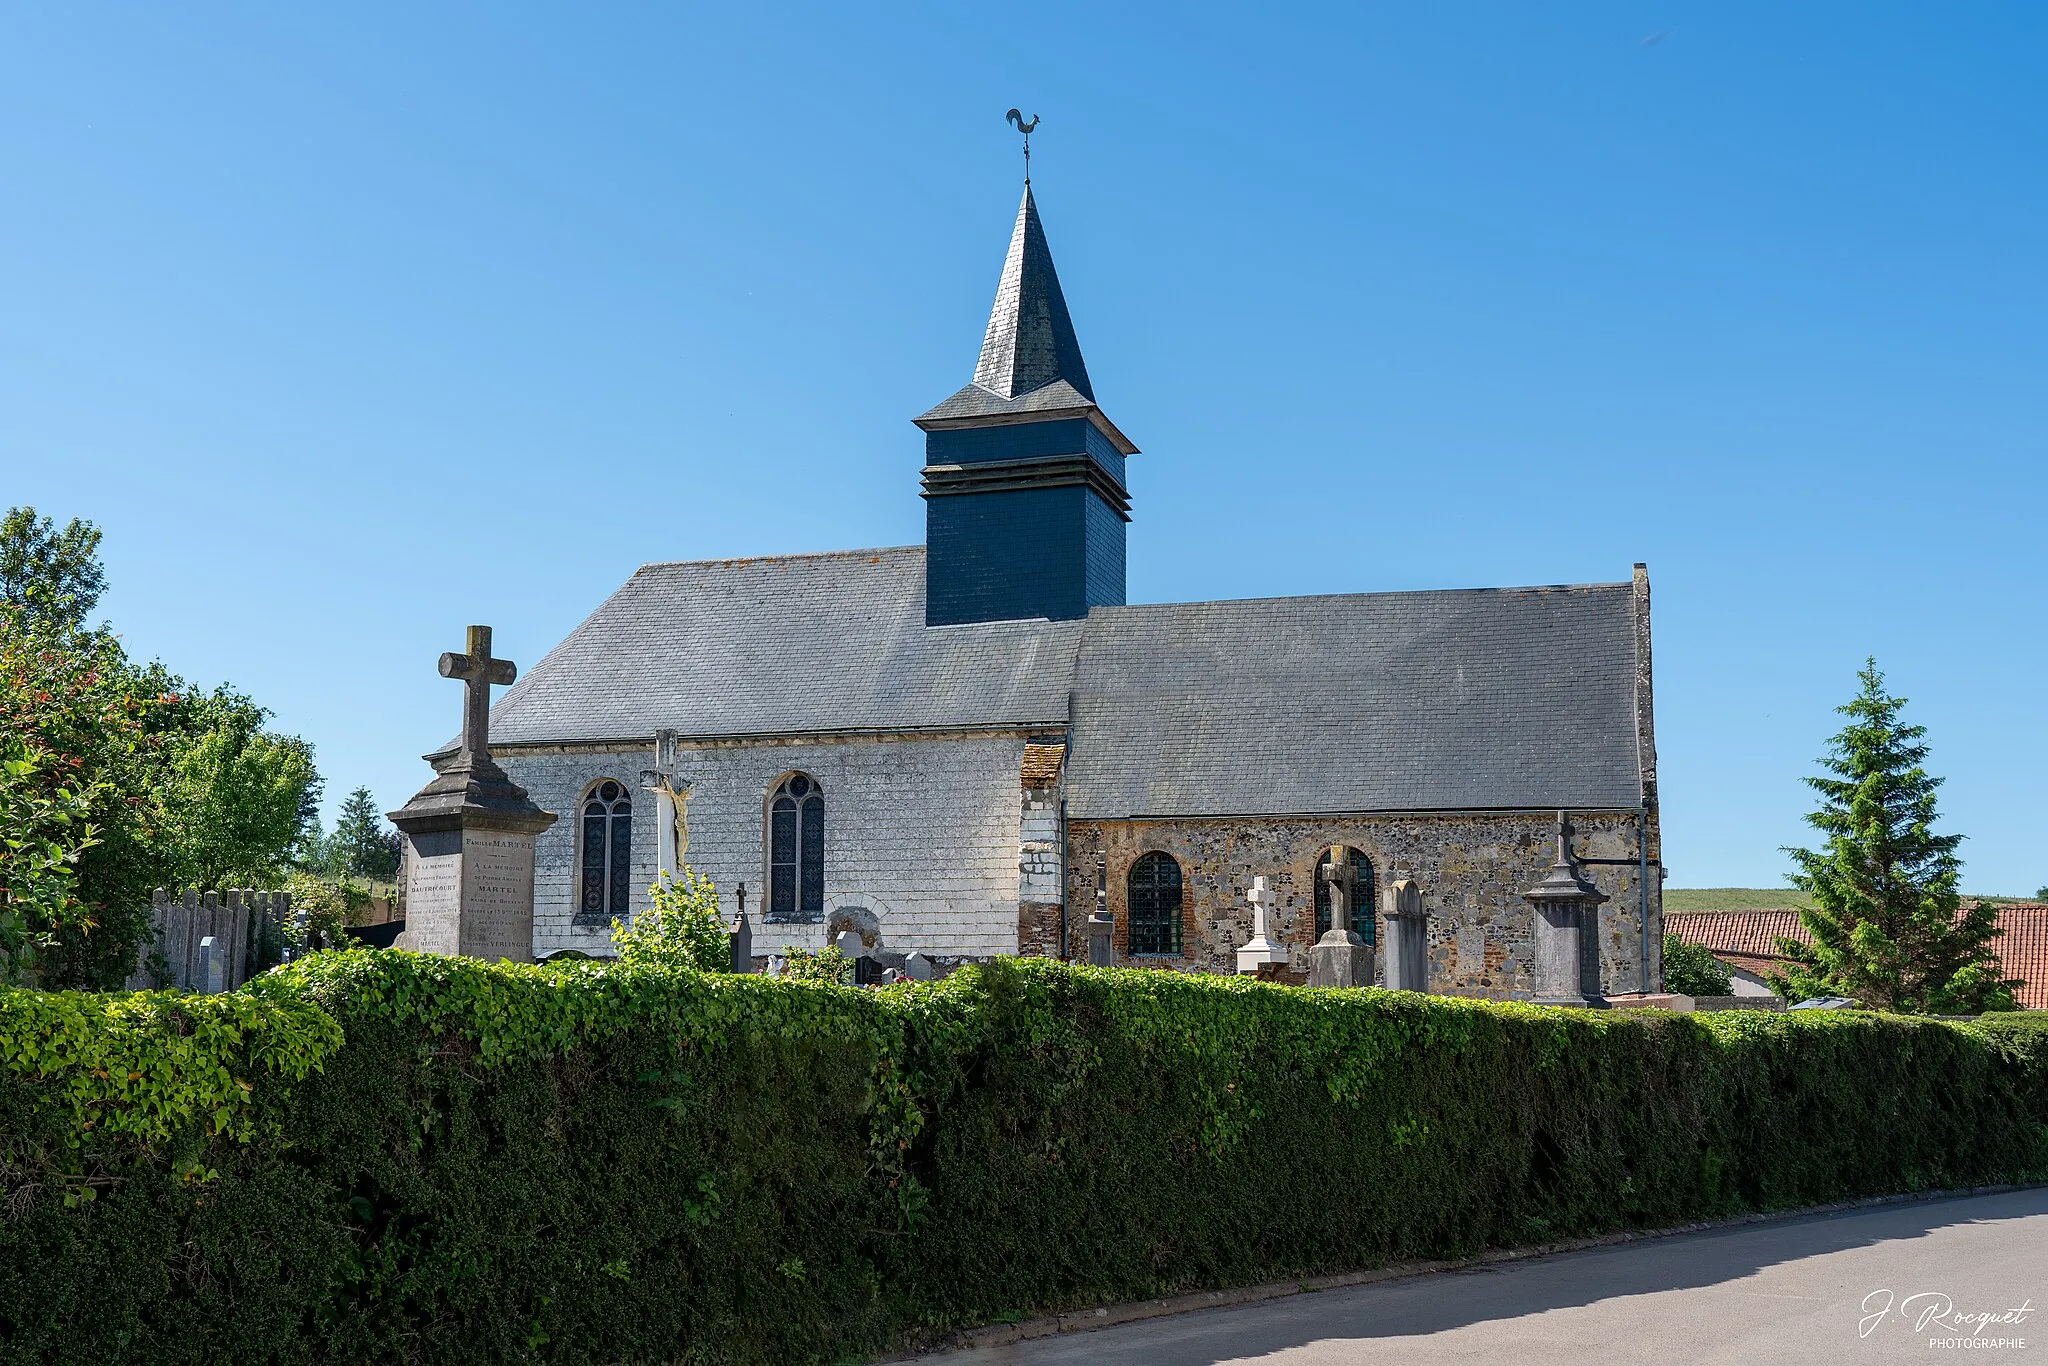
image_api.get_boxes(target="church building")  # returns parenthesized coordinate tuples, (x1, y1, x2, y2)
(455, 185, 1666, 999)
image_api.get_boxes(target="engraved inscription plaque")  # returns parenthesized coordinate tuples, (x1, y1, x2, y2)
(396, 829, 464, 956)
(459, 831, 536, 963)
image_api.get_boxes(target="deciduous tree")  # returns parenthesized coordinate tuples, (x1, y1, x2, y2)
(0, 507, 107, 628)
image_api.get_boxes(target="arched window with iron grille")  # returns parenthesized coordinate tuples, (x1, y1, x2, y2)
(1313, 846, 1376, 943)
(768, 773, 825, 922)
(1126, 851, 1184, 956)
(577, 779, 633, 925)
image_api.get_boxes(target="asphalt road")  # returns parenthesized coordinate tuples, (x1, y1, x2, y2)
(930, 1189, 2047, 1365)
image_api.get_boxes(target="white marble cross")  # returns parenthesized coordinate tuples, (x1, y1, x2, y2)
(1237, 875, 1285, 974)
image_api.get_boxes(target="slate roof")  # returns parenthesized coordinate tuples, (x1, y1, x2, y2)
(915, 187, 1138, 455)
(1061, 584, 1645, 819)
(478, 551, 1649, 819)
(478, 547, 1080, 746)
(1667, 907, 2048, 1009)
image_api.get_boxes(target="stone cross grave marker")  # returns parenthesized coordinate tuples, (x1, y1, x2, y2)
(390, 625, 557, 964)
(1523, 811, 1609, 1008)
(1310, 846, 1369, 988)
(1236, 875, 1286, 974)
(1086, 854, 1115, 966)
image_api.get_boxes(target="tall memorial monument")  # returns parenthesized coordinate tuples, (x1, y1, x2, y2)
(390, 626, 556, 963)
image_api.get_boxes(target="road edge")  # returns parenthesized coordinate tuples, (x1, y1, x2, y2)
(880, 1181, 2047, 1360)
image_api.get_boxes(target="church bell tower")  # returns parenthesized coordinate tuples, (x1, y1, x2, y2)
(916, 186, 1137, 627)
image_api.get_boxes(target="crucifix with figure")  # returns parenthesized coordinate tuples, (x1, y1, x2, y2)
(390, 624, 557, 964)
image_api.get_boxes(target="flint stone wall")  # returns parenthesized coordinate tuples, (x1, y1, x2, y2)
(1062, 811, 1663, 1000)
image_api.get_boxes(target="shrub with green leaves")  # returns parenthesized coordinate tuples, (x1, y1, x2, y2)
(779, 943, 854, 986)
(609, 867, 728, 972)
(0, 954, 2041, 1364)
(1662, 934, 1734, 996)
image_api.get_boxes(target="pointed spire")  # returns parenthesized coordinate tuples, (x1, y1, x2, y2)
(971, 186, 1094, 402)
(916, 184, 1134, 457)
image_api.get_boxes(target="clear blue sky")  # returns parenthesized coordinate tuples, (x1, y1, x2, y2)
(3, 4, 2042, 893)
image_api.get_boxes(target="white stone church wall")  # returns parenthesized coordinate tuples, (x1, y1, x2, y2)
(496, 746, 661, 959)
(498, 732, 1030, 961)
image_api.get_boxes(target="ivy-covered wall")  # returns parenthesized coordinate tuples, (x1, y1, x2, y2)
(1, 954, 2043, 1365)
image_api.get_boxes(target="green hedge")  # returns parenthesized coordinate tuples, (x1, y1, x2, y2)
(1, 952, 2043, 1364)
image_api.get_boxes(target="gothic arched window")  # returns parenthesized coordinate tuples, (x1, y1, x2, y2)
(578, 779, 633, 924)
(768, 773, 824, 922)
(1127, 852, 1184, 956)
(1313, 847, 1376, 943)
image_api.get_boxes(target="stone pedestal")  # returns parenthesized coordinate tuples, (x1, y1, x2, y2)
(1531, 901, 1597, 1007)
(1309, 846, 1366, 988)
(1381, 878, 1428, 993)
(1086, 907, 1116, 967)
(1523, 813, 1609, 1009)
(1308, 938, 1368, 989)
(396, 824, 549, 962)
(389, 626, 558, 965)
(1086, 856, 1115, 966)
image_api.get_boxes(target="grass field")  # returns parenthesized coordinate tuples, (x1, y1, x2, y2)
(1664, 888, 2039, 911)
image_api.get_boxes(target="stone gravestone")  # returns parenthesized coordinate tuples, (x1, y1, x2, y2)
(1381, 878, 1428, 993)
(728, 905, 753, 974)
(1236, 875, 1286, 975)
(390, 626, 557, 964)
(1309, 846, 1368, 989)
(1523, 811, 1609, 1008)
(1086, 855, 1115, 967)
(197, 935, 224, 995)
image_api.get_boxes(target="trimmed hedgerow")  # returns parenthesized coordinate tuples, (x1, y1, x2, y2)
(0, 953, 2043, 1364)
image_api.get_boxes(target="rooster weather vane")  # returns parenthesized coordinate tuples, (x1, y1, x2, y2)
(1006, 108, 1040, 184)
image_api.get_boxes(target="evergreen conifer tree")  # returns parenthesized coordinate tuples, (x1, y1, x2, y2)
(1772, 659, 2015, 1013)
(330, 786, 402, 881)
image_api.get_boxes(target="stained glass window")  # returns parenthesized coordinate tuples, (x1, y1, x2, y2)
(577, 779, 633, 925)
(768, 774, 824, 922)
(1127, 852, 1183, 956)
(1313, 847, 1375, 942)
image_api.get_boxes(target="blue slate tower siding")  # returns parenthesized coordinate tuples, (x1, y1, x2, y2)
(926, 484, 1126, 626)
(925, 420, 1126, 486)
(1082, 489, 1127, 610)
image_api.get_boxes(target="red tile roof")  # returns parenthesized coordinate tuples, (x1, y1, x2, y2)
(1666, 904, 2048, 1009)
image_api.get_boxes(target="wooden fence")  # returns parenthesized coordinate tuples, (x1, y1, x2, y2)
(123, 888, 296, 993)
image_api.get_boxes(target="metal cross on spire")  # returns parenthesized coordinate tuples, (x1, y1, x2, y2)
(1006, 108, 1040, 185)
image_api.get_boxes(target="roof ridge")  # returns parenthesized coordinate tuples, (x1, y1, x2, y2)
(1088, 580, 1636, 616)
(632, 545, 925, 573)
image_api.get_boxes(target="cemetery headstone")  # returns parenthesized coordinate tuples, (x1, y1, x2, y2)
(1236, 875, 1286, 974)
(1381, 878, 1428, 992)
(903, 951, 934, 982)
(1522, 811, 1609, 1008)
(1087, 855, 1115, 966)
(197, 935, 224, 995)
(390, 626, 557, 963)
(729, 906, 754, 973)
(1309, 846, 1368, 988)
